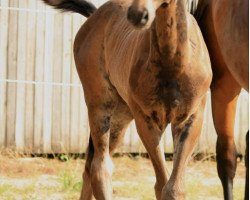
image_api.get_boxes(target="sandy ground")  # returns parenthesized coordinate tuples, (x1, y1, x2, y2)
(0, 154, 246, 200)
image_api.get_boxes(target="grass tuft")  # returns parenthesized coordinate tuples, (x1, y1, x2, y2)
(0, 184, 13, 195)
(59, 170, 82, 192)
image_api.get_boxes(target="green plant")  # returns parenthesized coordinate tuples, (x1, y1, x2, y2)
(59, 154, 69, 162)
(60, 170, 82, 192)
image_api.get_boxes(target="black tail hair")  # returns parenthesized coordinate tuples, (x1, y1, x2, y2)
(85, 135, 94, 174)
(42, 0, 97, 17)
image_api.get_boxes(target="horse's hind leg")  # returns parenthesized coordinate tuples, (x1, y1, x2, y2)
(162, 97, 206, 200)
(81, 107, 114, 200)
(80, 97, 132, 200)
(81, 137, 95, 200)
(211, 70, 241, 200)
(109, 99, 133, 154)
(77, 68, 119, 199)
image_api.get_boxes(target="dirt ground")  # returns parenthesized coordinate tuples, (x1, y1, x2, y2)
(0, 153, 246, 200)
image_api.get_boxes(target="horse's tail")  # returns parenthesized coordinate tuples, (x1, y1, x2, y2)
(42, 0, 97, 18)
(85, 135, 94, 174)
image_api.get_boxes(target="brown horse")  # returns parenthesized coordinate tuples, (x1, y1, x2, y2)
(194, 0, 249, 199)
(43, 0, 212, 199)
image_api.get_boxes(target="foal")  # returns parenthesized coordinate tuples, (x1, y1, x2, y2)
(43, 0, 212, 199)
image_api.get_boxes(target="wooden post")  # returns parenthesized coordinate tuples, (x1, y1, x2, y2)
(25, 0, 36, 152)
(43, 5, 54, 153)
(34, 1, 45, 154)
(0, 0, 9, 147)
(15, 0, 28, 151)
(6, 0, 18, 148)
(51, 12, 63, 153)
(61, 13, 72, 153)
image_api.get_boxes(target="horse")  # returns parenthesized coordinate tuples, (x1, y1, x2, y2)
(42, 0, 212, 199)
(194, 0, 249, 199)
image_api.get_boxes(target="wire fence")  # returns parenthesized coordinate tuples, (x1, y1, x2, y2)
(0, 79, 82, 87)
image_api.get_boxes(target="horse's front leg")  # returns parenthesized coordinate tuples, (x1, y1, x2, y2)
(133, 108, 169, 200)
(211, 70, 241, 200)
(161, 98, 206, 200)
